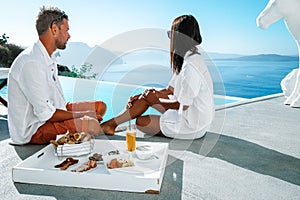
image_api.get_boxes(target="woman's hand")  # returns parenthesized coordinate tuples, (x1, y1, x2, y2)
(127, 94, 141, 108)
(141, 89, 160, 106)
(126, 88, 167, 109)
(150, 88, 171, 99)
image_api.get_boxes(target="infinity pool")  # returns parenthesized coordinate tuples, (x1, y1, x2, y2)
(59, 77, 242, 121)
(0, 76, 242, 121)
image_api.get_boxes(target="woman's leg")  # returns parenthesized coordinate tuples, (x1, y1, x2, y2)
(136, 115, 164, 137)
(101, 98, 150, 134)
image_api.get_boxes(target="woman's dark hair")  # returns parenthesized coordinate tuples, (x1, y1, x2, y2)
(36, 6, 68, 36)
(170, 15, 202, 74)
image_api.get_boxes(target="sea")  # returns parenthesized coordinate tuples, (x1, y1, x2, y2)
(0, 50, 299, 100)
(97, 50, 299, 99)
(213, 60, 299, 98)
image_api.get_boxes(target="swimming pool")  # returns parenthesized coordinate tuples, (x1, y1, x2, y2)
(59, 76, 241, 121)
(0, 76, 241, 120)
(0, 76, 240, 120)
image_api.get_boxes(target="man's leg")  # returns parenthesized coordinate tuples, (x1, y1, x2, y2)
(30, 116, 101, 144)
(66, 100, 106, 122)
(30, 121, 67, 144)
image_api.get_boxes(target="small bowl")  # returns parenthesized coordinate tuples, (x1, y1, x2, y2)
(135, 145, 154, 160)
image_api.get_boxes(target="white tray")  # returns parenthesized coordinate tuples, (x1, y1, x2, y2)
(12, 139, 169, 193)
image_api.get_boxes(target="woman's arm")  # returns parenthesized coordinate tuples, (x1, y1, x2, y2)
(141, 89, 180, 113)
(155, 86, 174, 98)
(127, 86, 174, 108)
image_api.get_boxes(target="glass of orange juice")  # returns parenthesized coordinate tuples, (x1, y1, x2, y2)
(126, 123, 136, 152)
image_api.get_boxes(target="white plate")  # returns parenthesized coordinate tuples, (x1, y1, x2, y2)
(103, 153, 134, 168)
(103, 152, 162, 175)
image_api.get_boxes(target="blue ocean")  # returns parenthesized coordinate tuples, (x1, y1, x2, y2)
(214, 60, 299, 98)
(0, 50, 298, 100)
(98, 50, 299, 99)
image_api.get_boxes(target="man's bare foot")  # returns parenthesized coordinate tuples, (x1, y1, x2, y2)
(100, 121, 117, 135)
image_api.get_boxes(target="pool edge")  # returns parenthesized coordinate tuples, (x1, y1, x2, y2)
(215, 93, 284, 110)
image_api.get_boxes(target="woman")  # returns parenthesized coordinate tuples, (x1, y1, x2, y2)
(101, 15, 214, 139)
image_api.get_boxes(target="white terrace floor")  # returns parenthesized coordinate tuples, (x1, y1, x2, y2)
(1, 95, 300, 200)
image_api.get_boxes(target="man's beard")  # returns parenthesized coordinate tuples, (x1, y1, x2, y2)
(56, 40, 67, 50)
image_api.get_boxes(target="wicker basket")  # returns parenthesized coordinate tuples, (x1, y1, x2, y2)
(51, 132, 95, 157)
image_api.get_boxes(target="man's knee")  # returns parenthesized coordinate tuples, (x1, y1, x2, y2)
(96, 101, 107, 116)
(87, 118, 101, 135)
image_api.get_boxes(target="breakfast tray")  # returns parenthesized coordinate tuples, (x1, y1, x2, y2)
(12, 139, 169, 193)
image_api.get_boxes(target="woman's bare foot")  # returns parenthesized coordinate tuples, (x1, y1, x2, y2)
(100, 121, 117, 135)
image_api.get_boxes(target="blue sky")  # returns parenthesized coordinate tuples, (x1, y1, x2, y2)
(1, 0, 298, 55)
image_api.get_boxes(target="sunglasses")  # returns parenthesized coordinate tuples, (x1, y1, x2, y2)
(50, 12, 67, 28)
(167, 30, 171, 39)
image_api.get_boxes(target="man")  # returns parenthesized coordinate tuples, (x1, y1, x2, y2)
(8, 6, 106, 145)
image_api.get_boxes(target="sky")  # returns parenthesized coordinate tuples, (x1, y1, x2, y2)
(0, 0, 298, 55)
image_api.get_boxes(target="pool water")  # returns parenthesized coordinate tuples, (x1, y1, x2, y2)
(59, 77, 239, 121)
(0, 76, 239, 121)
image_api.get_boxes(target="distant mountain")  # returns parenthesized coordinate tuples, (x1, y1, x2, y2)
(84, 45, 124, 79)
(215, 54, 299, 62)
(54, 42, 298, 74)
(207, 52, 245, 60)
(55, 42, 94, 68)
(54, 42, 123, 73)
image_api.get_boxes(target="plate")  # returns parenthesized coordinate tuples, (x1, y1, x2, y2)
(135, 145, 154, 160)
(103, 152, 162, 175)
(103, 153, 134, 170)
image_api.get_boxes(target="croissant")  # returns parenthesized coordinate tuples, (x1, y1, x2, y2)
(54, 157, 79, 170)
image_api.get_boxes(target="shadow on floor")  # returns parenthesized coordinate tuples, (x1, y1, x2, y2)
(103, 133, 300, 186)
(145, 132, 300, 186)
(0, 115, 9, 141)
(206, 132, 300, 186)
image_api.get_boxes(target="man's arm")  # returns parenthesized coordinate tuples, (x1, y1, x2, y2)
(47, 109, 101, 122)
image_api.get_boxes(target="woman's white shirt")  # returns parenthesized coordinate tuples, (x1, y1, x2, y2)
(160, 50, 215, 139)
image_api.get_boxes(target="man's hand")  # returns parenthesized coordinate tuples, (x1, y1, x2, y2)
(82, 110, 103, 122)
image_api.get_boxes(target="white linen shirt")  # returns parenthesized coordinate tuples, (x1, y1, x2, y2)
(160, 50, 215, 139)
(8, 40, 66, 144)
